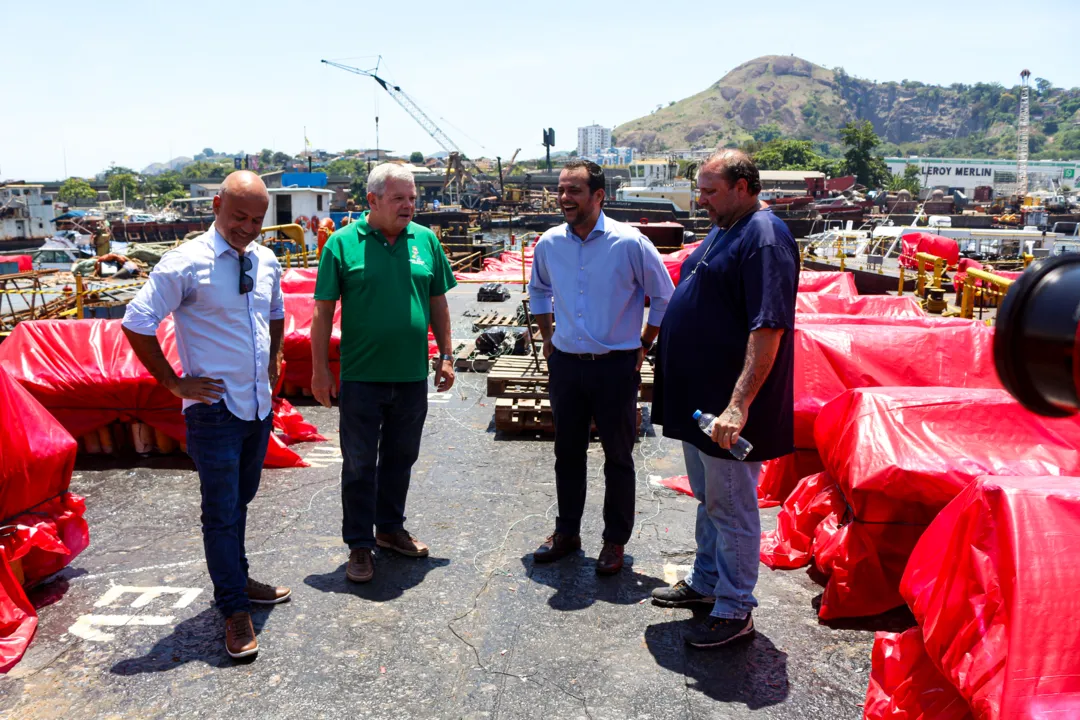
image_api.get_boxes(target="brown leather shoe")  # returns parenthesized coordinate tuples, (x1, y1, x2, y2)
(346, 548, 375, 583)
(533, 531, 582, 563)
(225, 611, 258, 659)
(375, 530, 429, 558)
(246, 577, 291, 605)
(596, 541, 625, 575)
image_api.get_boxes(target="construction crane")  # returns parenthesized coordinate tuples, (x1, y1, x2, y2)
(321, 58, 488, 206)
(1016, 69, 1031, 197)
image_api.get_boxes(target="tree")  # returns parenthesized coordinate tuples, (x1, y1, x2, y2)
(259, 148, 274, 167)
(409, 151, 425, 164)
(181, 160, 231, 179)
(887, 164, 922, 194)
(102, 165, 138, 179)
(840, 120, 890, 188)
(108, 173, 140, 203)
(202, 147, 215, 157)
(58, 178, 97, 204)
(272, 151, 292, 166)
(751, 123, 783, 144)
(753, 139, 841, 175)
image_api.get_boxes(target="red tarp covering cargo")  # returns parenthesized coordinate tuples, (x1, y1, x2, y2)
(795, 313, 976, 328)
(0, 320, 311, 468)
(797, 271, 857, 296)
(792, 323, 998, 449)
(0, 366, 88, 673)
(757, 450, 826, 508)
(454, 248, 534, 283)
(661, 241, 701, 286)
(899, 232, 960, 269)
(281, 294, 438, 391)
(794, 293, 924, 317)
(952, 259, 1024, 293)
(761, 387, 1080, 620)
(863, 628, 974, 720)
(0, 255, 33, 273)
(281, 268, 318, 294)
(897, 475, 1080, 719)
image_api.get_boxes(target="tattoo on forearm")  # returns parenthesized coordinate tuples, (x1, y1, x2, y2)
(732, 331, 782, 408)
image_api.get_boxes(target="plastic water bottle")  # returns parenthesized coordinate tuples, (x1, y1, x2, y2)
(693, 409, 754, 461)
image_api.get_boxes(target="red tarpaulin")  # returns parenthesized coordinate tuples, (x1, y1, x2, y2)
(761, 387, 1080, 619)
(899, 232, 960, 269)
(661, 241, 702, 286)
(797, 271, 857, 296)
(0, 366, 88, 673)
(0, 320, 312, 468)
(952, 259, 1024, 294)
(794, 293, 924, 317)
(454, 248, 534, 283)
(863, 628, 974, 720)
(792, 323, 999, 449)
(0, 255, 33, 273)
(898, 475, 1080, 720)
(281, 268, 318, 294)
(757, 450, 826, 508)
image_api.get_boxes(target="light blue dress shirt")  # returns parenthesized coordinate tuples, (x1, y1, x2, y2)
(528, 212, 675, 355)
(122, 227, 285, 421)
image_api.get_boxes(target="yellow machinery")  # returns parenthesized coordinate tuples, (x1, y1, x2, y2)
(259, 223, 311, 267)
(960, 268, 1015, 320)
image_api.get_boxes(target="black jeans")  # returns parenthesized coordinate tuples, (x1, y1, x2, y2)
(548, 348, 639, 545)
(184, 401, 273, 617)
(339, 380, 428, 549)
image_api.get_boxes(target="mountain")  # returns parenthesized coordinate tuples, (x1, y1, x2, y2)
(613, 55, 1080, 159)
(141, 156, 194, 175)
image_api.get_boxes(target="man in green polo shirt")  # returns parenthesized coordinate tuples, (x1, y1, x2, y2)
(311, 162, 457, 584)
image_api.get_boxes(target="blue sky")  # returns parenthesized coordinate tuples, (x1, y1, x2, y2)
(5, 0, 1079, 180)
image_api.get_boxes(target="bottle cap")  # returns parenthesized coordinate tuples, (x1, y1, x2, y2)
(692, 410, 702, 419)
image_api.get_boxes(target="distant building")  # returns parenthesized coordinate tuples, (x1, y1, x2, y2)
(189, 182, 223, 198)
(885, 156, 1080, 195)
(577, 125, 612, 158)
(593, 147, 636, 167)
(0, 184, 53, 241)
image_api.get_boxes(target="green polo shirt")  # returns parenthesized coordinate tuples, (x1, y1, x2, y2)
(314, 212, 457, 382)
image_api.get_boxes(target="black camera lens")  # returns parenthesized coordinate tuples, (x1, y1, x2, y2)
(994, 254, 1080, 417)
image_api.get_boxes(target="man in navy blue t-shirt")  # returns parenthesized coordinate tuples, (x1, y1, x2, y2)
(650, 150, 798, 649)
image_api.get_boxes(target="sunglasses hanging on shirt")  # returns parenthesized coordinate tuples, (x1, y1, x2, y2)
(239, 254, 254, 294)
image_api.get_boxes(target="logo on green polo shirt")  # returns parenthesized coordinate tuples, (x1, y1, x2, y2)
(409, 245, 427, 267)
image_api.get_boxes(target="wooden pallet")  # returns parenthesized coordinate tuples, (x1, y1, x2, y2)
(494, 398, 644, 435)
(486, 355, 654, 401)
(453, 339, 498, 372)
(472, 312, 525, 331)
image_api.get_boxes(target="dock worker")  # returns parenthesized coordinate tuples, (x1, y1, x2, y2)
(650, 150, 798, 649)
(527, 159, 675, 575)
(122, 171, 291, 661)
(310, 162, 457, 584)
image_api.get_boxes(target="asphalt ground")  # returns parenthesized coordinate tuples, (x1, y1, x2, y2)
(0, 286, 913, 720)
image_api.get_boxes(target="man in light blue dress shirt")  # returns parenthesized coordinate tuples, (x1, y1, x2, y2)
(528, 159, 675, 575)
(122, 171, 290, 660)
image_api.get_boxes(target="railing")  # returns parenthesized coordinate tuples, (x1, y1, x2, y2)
(960, 268, 1015, 320)
(259, 223, 312, 268)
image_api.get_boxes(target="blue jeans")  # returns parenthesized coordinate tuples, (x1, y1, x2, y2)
(339, 381, 428, 550)
(681, 442, 763, 620)
(184, 401, 273, 617)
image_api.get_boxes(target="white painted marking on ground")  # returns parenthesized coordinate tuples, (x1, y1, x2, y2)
(663, 563, 693, 586)
(94, 585, 202, 609)
(428, 392, 452, 404)
(648, 474, 664, 488)
(66, 547, 289, 582)
(68, 615, 175, 642)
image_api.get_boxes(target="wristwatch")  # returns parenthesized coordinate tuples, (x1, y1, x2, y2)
(440, 353, 453, 362)
(641, 338, 654, 351)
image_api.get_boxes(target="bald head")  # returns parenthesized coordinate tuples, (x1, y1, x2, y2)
(213, 170, 269, 251)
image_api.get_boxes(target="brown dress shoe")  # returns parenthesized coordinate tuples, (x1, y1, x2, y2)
(375, 530, 429, 558)
(346, 548, 375, 583)
(533, 531, 582, 563)
(246, 578, 291, 604)
(225, 611, 258, 659)
(596, 541, 625, 575)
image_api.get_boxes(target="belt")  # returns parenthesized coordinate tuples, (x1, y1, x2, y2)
(555, 348, 637, 361)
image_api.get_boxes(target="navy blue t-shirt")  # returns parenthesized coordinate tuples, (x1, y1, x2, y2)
(652, 208, 798, 462)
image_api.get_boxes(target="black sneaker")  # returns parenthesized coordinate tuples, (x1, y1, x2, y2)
(651, 580, 713, 607)
(684, 614, 755, 649)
